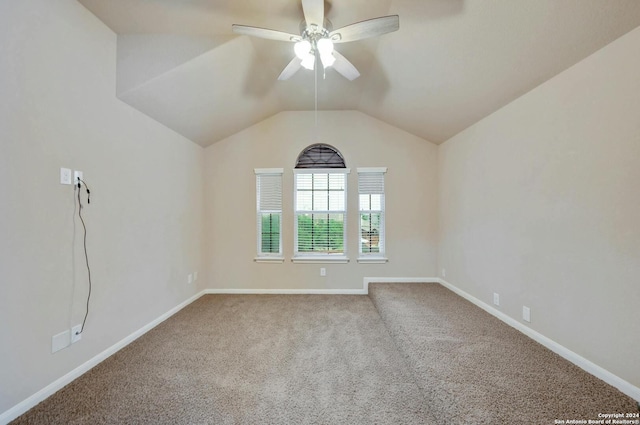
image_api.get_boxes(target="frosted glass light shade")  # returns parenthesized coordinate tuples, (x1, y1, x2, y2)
(317, 38, 334, 56)
(301, 53, 315, 70)
(294, 40, 312, 59)
(321, 53, 335, 68)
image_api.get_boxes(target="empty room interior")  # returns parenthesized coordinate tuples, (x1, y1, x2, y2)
(1, 1, 640, 423)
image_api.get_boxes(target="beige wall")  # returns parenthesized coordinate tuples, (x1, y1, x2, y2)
(204, 111, 438, 291)
(2, 0, 638, 417)
(0, 0, 205, 413)
(438, 27, 640, 388)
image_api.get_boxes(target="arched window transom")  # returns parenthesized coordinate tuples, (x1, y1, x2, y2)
(295, 144, 346, 169)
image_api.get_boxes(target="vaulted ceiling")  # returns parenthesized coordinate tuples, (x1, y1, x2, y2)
(77, 0, 640, 147)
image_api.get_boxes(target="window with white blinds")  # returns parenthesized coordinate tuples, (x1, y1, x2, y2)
(358, 168, 387, 262)
(294, 169, 349, 260)
(255, 169, 283, 260)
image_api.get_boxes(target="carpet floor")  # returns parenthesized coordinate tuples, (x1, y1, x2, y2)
(369, 282, 637, 424)
(12, 294, 436, 424)
(11, 285, 638, 424)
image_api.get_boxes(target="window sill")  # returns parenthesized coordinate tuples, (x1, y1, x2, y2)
(254, 257, 285, 263)
(357, 257, 388, 264)
(292, 256, 350, 264)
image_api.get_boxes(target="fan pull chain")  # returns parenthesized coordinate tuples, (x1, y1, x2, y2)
(314, 56, 318, 140)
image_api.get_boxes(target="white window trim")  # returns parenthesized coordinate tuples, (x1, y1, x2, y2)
(255, 168, 284, 174)
(293, 168, 351, 175)
(291, 256, 349, 264)
(255, 257, 285, 263)
(293, 168, 350, 263)
(357, 257, 388, 264)
(356, 167, 387, 173)
(255, 168, 284, 262)
(357, 167, 387, 263)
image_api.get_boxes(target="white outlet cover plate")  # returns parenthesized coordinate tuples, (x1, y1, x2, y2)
(188, 273, 193, 284)
(71, 325, 82, 343)
(493, 293, 500, 306)
(523, 306, 531, 323)
(52, 330, 70, 353)
(60, 168, 72, 185)
(74, 170, 83, 185)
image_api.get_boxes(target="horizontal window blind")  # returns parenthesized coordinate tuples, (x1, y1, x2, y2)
(297, 213, 345, 253)
(258, 173, 282, 211)
(256, 170, 283, 257)
(358, 172, 385, 194)
(295, 171, 347, 256)
(295, 144, 346, 169)
(358, 169, 386, 256)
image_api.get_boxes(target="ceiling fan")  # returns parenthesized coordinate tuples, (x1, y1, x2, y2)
(232, 0, 399, 81)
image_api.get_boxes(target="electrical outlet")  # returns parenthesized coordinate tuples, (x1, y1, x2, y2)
(442, 268, 446, 277)
(71, 324, 82, 343)
(523, 306, 531, 323)
(52, 330, 70, 353)
(493, 293, 500, 306)
(74, 170, 83, 186)
(320, 267, 326, 277)
(60, 168, 72, 185)
(188, 273, 193, 284)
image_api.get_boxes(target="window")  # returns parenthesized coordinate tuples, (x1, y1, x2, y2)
(255, 169, 283, 262)
(293, 144, 349, 263)
(295, 143, 346, 169)
(358, 168, 387, 263)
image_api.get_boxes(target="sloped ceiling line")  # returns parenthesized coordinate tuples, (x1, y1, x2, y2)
(79, 0, 640, 147)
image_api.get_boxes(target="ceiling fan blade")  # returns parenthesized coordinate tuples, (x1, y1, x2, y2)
(330, 15, 399, 43)
(301, 0, 324, 28)
(332, 50, 360, 81)
(278, 57, 303, 80)
(232, 24, 300, 42)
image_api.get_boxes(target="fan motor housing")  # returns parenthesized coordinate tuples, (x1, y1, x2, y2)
(299, 18, 333, 37)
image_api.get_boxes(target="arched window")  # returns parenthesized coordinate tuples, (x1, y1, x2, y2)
(293, 144, 349, 262)
(295, 144, 346, 169)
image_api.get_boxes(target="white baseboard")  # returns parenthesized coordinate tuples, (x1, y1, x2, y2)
(205, 288, 367, 295)
(206, 279, 439, 296)
(0, 290, 207, 425)
(437, 278, 640, 402)
(363, 277, 439, 294)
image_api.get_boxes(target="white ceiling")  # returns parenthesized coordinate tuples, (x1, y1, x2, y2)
(78, 0, 640, 147)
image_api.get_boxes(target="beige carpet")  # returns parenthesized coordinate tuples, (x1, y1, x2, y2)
(12, 294, 436, 424)
(369, 282, 638, 424)
(12, 286, 638, 424)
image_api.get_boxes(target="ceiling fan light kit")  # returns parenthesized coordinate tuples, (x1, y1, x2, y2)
(232, 0, 399, 81)
(301, 52, 315, 71)
(294, 40, 312, 59)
